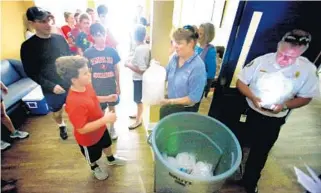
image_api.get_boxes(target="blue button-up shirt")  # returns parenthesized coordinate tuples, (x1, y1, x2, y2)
(166, 53, 207, 103)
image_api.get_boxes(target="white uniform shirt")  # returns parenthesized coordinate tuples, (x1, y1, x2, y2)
(238, 53, 320, 118)
(132, 44, 151, 80)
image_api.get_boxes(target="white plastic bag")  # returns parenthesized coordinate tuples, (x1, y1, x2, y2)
(142, 59, 166, 105)
(191, 161, 213, 177)
(176, 152, 197, 174)
(255, 71, 293, 108)
(294, 165, 321, 193)
(162, 152, 179, 169)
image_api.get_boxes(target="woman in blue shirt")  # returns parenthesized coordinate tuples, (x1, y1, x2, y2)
(159, 25, 207, 119)
(195, 22, 216, 98)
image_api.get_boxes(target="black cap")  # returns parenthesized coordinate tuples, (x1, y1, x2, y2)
(282, 29, 312, 46)
(90, 23, 106, 36)
(26, 6, 53, 21)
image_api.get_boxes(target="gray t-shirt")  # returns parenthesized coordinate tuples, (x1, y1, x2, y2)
(84, 47, 121, 96)
(132, 44, 151, 80)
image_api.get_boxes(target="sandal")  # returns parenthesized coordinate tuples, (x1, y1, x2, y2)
(128, 122, 142, 130)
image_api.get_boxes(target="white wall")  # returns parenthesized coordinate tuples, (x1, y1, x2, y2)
(179, 0, 214, 27)
(34, 0, 87, 27)
(175, 0, 240, 47)
(215, 0, 239, 47)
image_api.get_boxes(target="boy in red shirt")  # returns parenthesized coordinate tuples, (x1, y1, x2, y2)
(61, 12, 77, 55)
(56, 55, 126, 180)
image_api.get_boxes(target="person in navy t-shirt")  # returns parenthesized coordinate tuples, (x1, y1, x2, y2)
(84, 23, 121, 140)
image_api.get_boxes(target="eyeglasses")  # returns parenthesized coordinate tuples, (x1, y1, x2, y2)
(183, 25, 195, 33)
(283, 34, 311, 46)
(182, 25, 199, 39)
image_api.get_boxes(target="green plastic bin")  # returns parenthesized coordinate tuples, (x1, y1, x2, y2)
(151, 112, 242, 193)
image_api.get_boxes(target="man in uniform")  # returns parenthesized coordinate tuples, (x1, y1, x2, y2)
(236, 29, 320, 193)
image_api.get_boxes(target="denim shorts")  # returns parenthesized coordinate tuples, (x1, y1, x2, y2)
(133, 80, 143, 104)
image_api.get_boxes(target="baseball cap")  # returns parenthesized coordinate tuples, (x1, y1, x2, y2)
(90, 23, 106, 36)
(26, 6, 53, 21)
(282, 29, 312, 46)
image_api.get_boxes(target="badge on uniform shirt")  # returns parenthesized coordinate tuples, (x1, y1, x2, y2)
(295, 71, 300, 78)
(239, 114, 247, 123)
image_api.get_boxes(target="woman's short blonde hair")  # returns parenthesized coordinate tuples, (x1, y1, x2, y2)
(172, 26, 198, 43)
(200, 22, 215, 44)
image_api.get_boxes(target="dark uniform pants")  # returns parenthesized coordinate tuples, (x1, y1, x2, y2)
(242, 107, 286, 191)
(159, 104, 199, 120)
(204, 78, 214, 97)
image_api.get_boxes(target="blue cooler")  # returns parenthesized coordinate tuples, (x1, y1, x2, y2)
(22, 86, 49, 115)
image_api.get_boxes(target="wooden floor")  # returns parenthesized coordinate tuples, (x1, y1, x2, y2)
(2, 63, 321, 193)
(1, 111, 155, 193)
(2, 94, 320, 193)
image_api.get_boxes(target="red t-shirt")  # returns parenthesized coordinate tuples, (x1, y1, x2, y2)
(61, 25, 71, 39)
(61, 25, 77, 53)
(65, 84, 106, 146)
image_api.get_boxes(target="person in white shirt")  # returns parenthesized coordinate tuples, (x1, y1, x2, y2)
(25, 17, 35, 40)
(125, 25, 151, 130)
(25, 29, 35, 40)
(236, 29, 320, 193)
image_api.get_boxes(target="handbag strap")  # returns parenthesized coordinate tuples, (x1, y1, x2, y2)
(200, 44, 214, 72)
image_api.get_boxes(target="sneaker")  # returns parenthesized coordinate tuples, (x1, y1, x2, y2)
(59, 126, 68, 140)
(10, 130, 29, 139)
(92, 166, 108, 180)
(109, 127, 118, 140)
(2, 179, 18, 185)
(1, 182, 17, 193)
(1, 140, 11, 151)
(107, 156, 127, 166)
